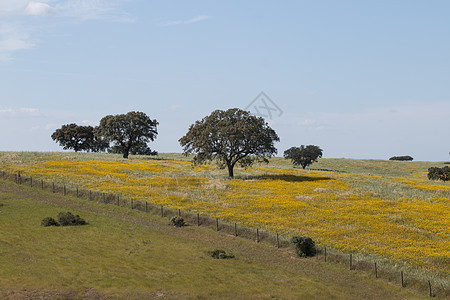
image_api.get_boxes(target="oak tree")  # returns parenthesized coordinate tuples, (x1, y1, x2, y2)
(51, 124, 95, 152)
(97, 111, 158, 159)
(179, 108, 279, 178)
(284, 145, 323, 169)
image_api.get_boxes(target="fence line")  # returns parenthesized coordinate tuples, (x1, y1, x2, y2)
(0, 170, 445, 298)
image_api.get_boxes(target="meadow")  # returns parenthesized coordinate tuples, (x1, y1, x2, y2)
(0, 152, 448, 283)
(0, 177, 426, 299)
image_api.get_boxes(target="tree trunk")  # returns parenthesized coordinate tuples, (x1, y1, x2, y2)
(227, 163, 234, 178)
(123, 151, 129, 159)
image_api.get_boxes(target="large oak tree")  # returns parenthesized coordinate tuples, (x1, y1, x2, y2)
(97, 111, 158, 159)
(179, 108, 279, 178)
(51, 123, 95, 152)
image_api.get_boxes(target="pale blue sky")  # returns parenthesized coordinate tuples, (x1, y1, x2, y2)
(1, 0, 449, 160)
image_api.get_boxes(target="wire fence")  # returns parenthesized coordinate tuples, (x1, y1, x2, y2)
(1, 170, 447, 298)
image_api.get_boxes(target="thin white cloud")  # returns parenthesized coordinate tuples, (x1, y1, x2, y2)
(158, 15, 212, 27)
(0, 22, 35, 61)
(55, 0, 136, 22)
(0, 0, 135, 61)
(25, 2, 54, 16)
(0, 107, 40, 116)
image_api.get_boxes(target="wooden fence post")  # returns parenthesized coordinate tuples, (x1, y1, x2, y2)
(41, 180, 44, 190)
(30, 177, 32, 187)
(89, 190, 92, 200)
(117, 195, 119, 206)
(76, 187, 79, 198)
(256, 228, 259, 243)
(234, 223, 237, 237)
(276, 233, 279, 248)
(52, 182, 55, 193)
(64, 185, 66, 196)
(197, 213, 200, 226)
(178, 209, 181, 216)
(401, 271, 404, 287)
(103, 193, 105, 203)
(428, 280, 432, 297)
(324, 247, 327, 262)
(131, 199, 133, 209)
(216, 219, 219, 231)
(161, 205, 163, 217)
(145, 201, 148, 212)
(350, 254, 353, 270)
(374, 262, 377, 278)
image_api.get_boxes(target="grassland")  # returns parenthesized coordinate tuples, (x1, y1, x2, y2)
(0, 152, 448, 284)
(0, 178, 427, 299)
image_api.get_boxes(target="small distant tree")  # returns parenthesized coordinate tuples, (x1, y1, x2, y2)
(179, 108, 280, 178)
(389, 156, 413, 161)
(284, 145, 323, 169)
(51, 124, 95, 152)
(97, 111, 158, 159)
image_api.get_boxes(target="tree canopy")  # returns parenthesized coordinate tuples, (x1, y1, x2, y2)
(428, 166, 450, 182)
(284, 145, 323, 169)
(97, 111, 158, 159)
(51, 124, 95, 152)
(179, 108, 279, 177)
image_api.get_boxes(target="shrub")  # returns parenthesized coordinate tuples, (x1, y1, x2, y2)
(428, 166, 450, 182)
(57, 212, 87, 226)
(389, 156, 413, 161)
(41, 217, 59, 227)
(170, 216, 185, 227)
(291, 236, 317, 257)
(208, 249, 235, 259)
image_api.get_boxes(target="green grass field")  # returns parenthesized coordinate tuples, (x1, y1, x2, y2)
(0, 178, 430, 299)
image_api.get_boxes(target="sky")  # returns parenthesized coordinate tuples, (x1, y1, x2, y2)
(0, 0, 449, 161)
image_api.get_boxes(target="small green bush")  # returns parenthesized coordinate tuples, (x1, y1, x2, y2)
(170, 216, 185, 227)
(291, 236, 317, 257)
(208, 249, 235, 259)
(41, 217, 60, 227)
(428, 166, 450, 182)
(57, 212, 87, 226)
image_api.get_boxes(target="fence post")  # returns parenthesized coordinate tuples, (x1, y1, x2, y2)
(89, 190, 92, 200)
(145, 201, 148, 212)
(401, 271, 404, 287)
(41, 180, 44, 190)
(256, 228, 259, 243)
(216, 219, 219, 231)
(64, 185, 66, 196)
(178, 209, 181, 216)
(76, 187, 79, 198)
(117, 195, 119, 206)
(428, 280, 432, 297)
(197, 213, 200, 226)
(374, 262, 377, 278)
(18, 171, 21, 184)
(350, 254, 352, 270)
(234, 223, 237, 237)
(52, 182, 55, 193)
(103, 193, 105, 203)
(131, 199, 133, 209)
(30, 177, 32, 187)
(161, 205, 163, 217)
(276, 233, 279, 248)
(324, 247, 327, 262)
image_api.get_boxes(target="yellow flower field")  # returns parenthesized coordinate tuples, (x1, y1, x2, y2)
(1, 152, 448, 278)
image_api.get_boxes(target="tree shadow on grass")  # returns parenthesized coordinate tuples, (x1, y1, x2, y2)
(236, 174, 332, 182)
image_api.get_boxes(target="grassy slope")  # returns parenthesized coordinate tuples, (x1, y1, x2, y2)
(0, 179, 424, 299)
